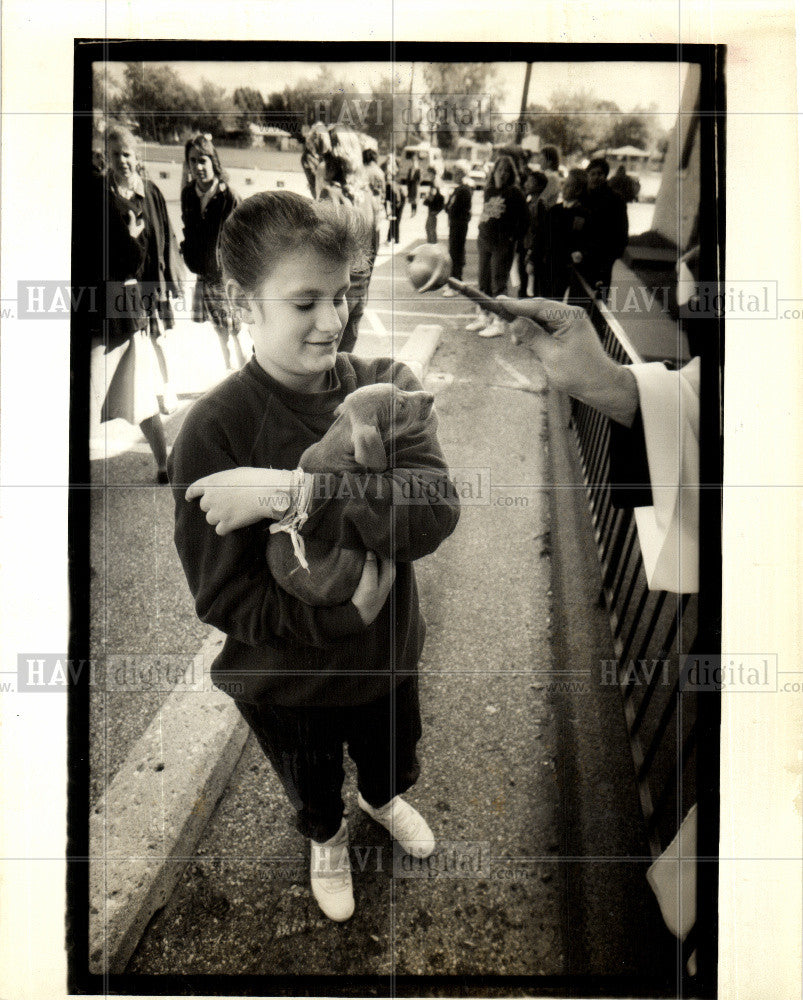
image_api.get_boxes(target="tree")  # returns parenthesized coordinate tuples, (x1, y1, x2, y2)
(420, 63, 501, 151)
(117, 62, 195, 141)
(603, 113, 651, 151)
(92, 65, 121, 113)
(522, 91, 661, 159)
(359, 75, 416, 152)
(232, 86, 266, 130)
(192, 79, 232, 138)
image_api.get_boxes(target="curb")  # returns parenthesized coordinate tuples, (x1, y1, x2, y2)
(89, 630, 250, 974)
(90, 326, 442, 973)
(391, 322, 443, 383)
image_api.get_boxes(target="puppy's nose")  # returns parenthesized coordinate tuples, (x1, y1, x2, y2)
(417, 392, 435, 419)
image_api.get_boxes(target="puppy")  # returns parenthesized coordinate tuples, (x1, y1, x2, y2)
(266, 383, 435, 606)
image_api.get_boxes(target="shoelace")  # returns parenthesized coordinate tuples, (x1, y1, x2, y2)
(375, 799, 424, 844)
(312, 842, 351, 890)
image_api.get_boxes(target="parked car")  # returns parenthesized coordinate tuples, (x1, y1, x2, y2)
(401, 143, 444, 184)
(466, 161, 491, 188)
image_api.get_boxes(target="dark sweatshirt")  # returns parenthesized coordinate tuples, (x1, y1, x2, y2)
(168, 354, 460, 708)
(477, 183, 528, 248)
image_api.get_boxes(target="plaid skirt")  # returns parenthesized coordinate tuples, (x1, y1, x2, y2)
(191, 276, 241, 338)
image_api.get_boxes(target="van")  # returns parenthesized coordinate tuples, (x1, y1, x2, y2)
(400, 143, 444, 183)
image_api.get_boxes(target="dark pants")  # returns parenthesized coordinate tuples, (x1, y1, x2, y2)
(235, 678, 423, 842)
(387, 195, 405, 244)
(425, 211, 439, 244)
(478, 237, 516, 297)
(448, 219, 469, 281)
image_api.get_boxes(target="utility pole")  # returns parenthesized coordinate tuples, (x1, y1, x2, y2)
(404, 62, 415, 149)
(518, 62, 532, 138)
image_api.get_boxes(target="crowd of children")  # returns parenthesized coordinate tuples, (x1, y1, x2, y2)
(461, 146, 630, 338)
(368, 144, 630, 339)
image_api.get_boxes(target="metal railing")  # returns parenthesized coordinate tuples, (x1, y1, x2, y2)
(566, 268, 698, 863)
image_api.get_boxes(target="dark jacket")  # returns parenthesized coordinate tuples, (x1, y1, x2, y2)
(543, 201, 590, 297)
(423, 185, 445, 214)
(180, 181, 240, 281)
(582, 182, 629, 286)
(140, 177, 184, 328)
(446, 182, 472, 224)
(168, 353, 460, 708)
(78, 172, 183, 342)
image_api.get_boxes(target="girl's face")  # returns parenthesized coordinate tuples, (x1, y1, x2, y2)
(240, 248, 351, 392)
(494, 161, 513, 187)
(188, 150, 216, 188)
(109, 139, 138, 185)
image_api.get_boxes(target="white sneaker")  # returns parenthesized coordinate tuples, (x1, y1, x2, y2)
(442, 287, 457, 297)
(310, 818, 354, 922)
(465, 310, 490, 332)
(478, 315, 507, 338)
(357, 792, 435, 859)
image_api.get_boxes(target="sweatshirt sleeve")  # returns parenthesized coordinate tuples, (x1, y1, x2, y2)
(168, 402, 365, 650)
(627, 359, 700, 594)
(300, 362, 461, 562)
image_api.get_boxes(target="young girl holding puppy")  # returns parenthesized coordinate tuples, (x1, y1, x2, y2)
(168, 191, 459, 922)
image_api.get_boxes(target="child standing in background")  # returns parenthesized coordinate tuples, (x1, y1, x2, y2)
(422, 167, 445, 244)
(180, 133, 249, 372)
(443, 164, 473, 296)
(543, 167, 589, 299)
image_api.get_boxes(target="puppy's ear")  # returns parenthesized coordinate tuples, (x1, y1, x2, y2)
(352, 425, 388, 471)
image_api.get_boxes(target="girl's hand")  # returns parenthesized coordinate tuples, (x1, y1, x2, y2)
(127, 209, 145, 239)
(186, 467, 296, 535)
(350, 552, 396, 625)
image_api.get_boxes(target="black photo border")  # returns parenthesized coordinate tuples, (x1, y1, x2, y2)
(68, 37, 723, 999)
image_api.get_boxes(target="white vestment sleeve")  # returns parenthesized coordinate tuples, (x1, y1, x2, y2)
(626, 357, 700, 594)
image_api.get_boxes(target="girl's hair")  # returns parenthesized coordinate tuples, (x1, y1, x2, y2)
(563, 167, 588, 198)
(540, 145, 560, 171)
(104, 124, 146, 179)
(105, 124, 140, 158)
(220, 190, 369, 293)
(184, 133, 227, 184)
(586, 156, 610, 177)
(525, 169, 548, 196)
(486, 154, 518, 193)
